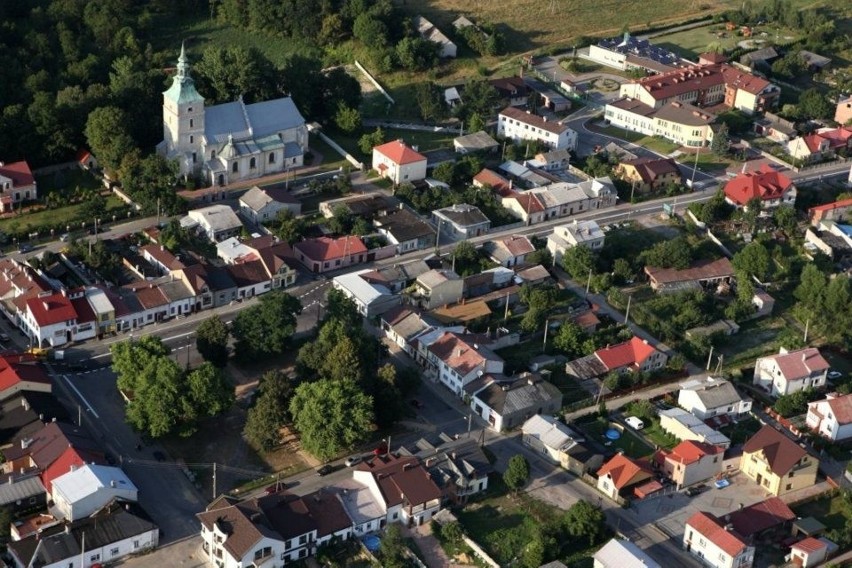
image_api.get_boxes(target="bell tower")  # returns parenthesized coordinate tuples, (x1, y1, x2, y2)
(161, 43, 205, 175)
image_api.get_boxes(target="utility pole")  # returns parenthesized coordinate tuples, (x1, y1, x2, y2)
(585, 268, 593, 297)
(504, 293, 510, 321)
(630, 180, 637, 203)
(185, 335, 191, 369)
(624, 295, 632, 325)
(212, 463, 217, 499)
(803, 318, 810, 344)
(78, 404, 82, 426)
(706, 345, 714, 371)
(467, 413, 473, 438)
(542, 319, 549, 351)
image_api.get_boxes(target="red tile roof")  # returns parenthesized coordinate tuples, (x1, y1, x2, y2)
(728, 497, 795, 537)
(667, 440, 723, 464)
(498, 235, 535, 257)
(719, 64, 772, 95)
(742, 425, 809, 476)
(373, 140, 426, 165)
(645, 257, 735, 286)
(0, 356, 50, 394)
(69, 295, 97, 324)
(596, 453, 653, 489)
(765, 347, 829, 381)
(473, 168, 513, 196)
(791, 536, 827, 554)
(687, 511, 749, 557)
(294, 236, 368, 262)
(128, 284, 169, 310)
(0, 161, 35, 188)
(825, 393, 852, 425)
(26, 293, 77, 327)
(723, 164, 794, 206)
(428, 332, 488, 376)
(595, 337, 658, 371)
(506, 191, 545, 214)
(809, 197, 852, 213)
(355, 454, 441, 507)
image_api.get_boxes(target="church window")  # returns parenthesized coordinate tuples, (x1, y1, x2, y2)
(232, 162, 239, 173)
(269, 153, 275, 164)
(189, 119, 194, 128)
(190, 135, 194, 144)
(188, 107, 193, 113)
(250, 157, 256, 169)
(211, 150, 216, 159)
(192, 152, 197, 164)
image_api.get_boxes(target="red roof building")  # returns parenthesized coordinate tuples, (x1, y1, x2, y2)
(0, 161, 37, 212)
(594, 337, 666, 374)
(0, 356, 51, 402)
(809, 197, 852, 225)
(723, 164, 796, 209)
(473, 168, 513, 196)
(807, 393, 852, 442)
(685, 511, 754, 566)
(353, 454, 442, 525)
(728, 497, 795, 538)
(372, 140, 427, 184)
(293, 236, 368, 274)
(754, 347, 829, 397)
(21, 292, 84, 348)
(655, 440, 724, 488)
(596, 454, 654, 500)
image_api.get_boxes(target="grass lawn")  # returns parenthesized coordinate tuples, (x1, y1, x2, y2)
(0, 196, 128, 239)
(578, 417, 655, 459)
(35, 168, 102, 196)
(643, 419, 678, 450)
(792, 492, 850, 532)
(593, 125, 679, 155)
(307, 134, 349, 170)
(652, 21, 802, 59)
(718, 415, 761, 446)
(718, 315, 799, 373)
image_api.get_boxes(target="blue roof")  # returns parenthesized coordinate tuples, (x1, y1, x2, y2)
(837, 224, 852, 237)
(163, 77, 204, 106)
(204, 97, 305, 146)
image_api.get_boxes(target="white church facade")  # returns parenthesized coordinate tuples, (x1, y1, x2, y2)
(156, 44, 308, 186)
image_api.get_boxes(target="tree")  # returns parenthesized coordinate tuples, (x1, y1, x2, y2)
(562, 244, 595, 280)
(333, 102, 361, 133)
(290, 378, 374, 460)
(275, 210, 306, 244)
(124, 357, 186, 438)
(359, 127, 385, 155)
(625, 399, 655, 422)
(733, 241, 772, 281)
(85, 106, 136, 173)
(711, 123, 729, 157)
(774, 205, 797, 235)
(232, 291, 302, 361)
(553, 321, 587, 358)
(798, 88, 833, 120)
(193, 46, 279, 105)
(186, 362, 234, 418)
(774, 389, 812, 417)
(519, 284, 559, 333)
(562, 500, 606, 546)
(196, 316, 230, 367)
(503, 454, 530, 492)
(395, 36, 439, 71)
(244, 370, 294, 451)
(457, 77, 499, 121)
(414, 81, 444, 122)
(78, 191, 106, 222)
(641, 237, 692, 270)
(378, 524, 408, 568)
(467, 111, 485, 133)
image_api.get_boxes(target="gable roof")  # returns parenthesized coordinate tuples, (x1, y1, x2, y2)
(427, 332, 497, 376)
(742, 424, 809, 476)
(521, 414, 579, 451)
(489, 76, 529, 99)
(645, 257, 734, 286)
(0, 356, 51, 396)
(374, 140, 427, 165)
(488, 235, 535, 262)
(680, 377, 744, 409)
(499, 106, 571, 135)
(595, 337, 658, 371)
(761, 347, 829, 381)
(811, 393, 852, 425)
(294, 236, 368, 262)
(791, 536, 828, 554)
(374, 208, 436, 243)
(434, 203, 490, 227)
(593, 538, 661, 568)
(724, 164, 794, 206)
(728, 497, 795, 537)
(474, 375, 562, 416)
(505, 191, 545, 214)
(26, 293, 77, 327)
(596, 453, 653, 489)
(665, 440, 722, 465)
(204, 97, 304, 146)
(355, 454, 442, 507)
(619, 157, 681, 184)
(0, 161, 35, 188)
(473, 168, 513, 196)
(240, 185, 299, 211)
(686, 511, 749, 557)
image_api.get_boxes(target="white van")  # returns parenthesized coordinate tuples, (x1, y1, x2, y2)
(625, 416, 645, 430)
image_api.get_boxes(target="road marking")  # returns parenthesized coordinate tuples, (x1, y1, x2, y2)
(62, 375, 100, 419)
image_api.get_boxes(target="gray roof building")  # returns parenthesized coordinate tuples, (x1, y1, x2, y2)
(471, 374, 563, 431)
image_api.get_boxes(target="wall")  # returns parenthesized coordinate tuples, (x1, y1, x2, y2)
(354, 60, 394, 104)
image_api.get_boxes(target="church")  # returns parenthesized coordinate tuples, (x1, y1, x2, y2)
(156, 44, 308, 187)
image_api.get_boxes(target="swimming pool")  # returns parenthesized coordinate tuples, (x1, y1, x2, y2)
(362, 534, 381, 552)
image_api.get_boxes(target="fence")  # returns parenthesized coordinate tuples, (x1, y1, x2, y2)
(362, 119, 462, 134)
(354, 60, 394, 104)
(315, 131, 364, 170)
(706, 228, 734, 258)
(112, 186, 141, 211)
(31, 161, 79, 176)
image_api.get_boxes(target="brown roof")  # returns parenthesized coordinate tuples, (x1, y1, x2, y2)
(763, 347, 829, 382)
(645, 257, 734, 286)
(742, 425, 809, 476)
(496, 235, 535, 257)
(500, 106, 570, 135)
(473, 168, 512, 196)
(505, 191, 545, 214)
(608, 97, 657, 117)
(652, 101, 716, 126)
(632, 64, 725, 101)
(687, 511, 749, 557)
(197, 503, 265, 560)
(728, 497, 795, 537)
(427, 332, 489, 374)
(355, 454, 441, 507)
(140, 244, 184, 271)
(127, 285, 168, 310)
(226, 259, 270, 287)
(824, 394, 852, 425)
(619, 157, 681, 185)
(489, 76, 529, 99)
(596, 453, 653, 489)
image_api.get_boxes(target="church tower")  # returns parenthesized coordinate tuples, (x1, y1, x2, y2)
(162, 43, 205, 176)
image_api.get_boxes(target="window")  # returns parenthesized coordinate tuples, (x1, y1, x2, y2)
(299, 535, 307, 545)
(211, 150, 216, 159)
(111, 548, 119, 556)
(232, 162, 239, 173)
(190, 135, 194, 144)
(250, 157, 256, 169)
(189, 118, 194, 128)
(269, 152, 275, 164)
(133, 541, 140, 549)
(254, 546, 272, 560)
(789, 471, 794, 478)
(786, 483, 793, 490)
(192, 152, 197, 164)
(188, 107, 193, 112)
(90, 554, 100, 562)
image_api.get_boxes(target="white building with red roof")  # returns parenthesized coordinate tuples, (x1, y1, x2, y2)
(425, 331, 504, 396)
(371, 140, 427, 185)
(789, 537, 835, 568)
(293, 236, 368, 274)
(723, 164, 796, 210)
(485, 235, 535, 267)
(352, 454, 442, 527)
(0, 354, 52, 402)
(0, 160, 37, 212)
(754, 347, 829, 397)
(684, 511, 755, 568)
(595, 453, 654, 501)
(787, 126, 852, 163)
(20, 291, 82, 348)
(565, 336, 667, 380)
(653, 440, 723, 489)
(806, 393, 852, 442)
(809, 197, 852, 226)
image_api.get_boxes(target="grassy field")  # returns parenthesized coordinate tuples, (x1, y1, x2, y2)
(652, 22, 801, 59)
(643, 419, 679, 450)
(595, 126, 679, 154)
(577, 417, 655, 459)
(329, 127, 456, 163)
(0, 195, 127, 238)
(792, 492, 850, 532)
(35, 168, 102, 196)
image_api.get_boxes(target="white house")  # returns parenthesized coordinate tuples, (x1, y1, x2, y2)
(806, 393, 852, 442)
(0, 160, 37, 212)
(332, 269, 401, 318)
(788, 537, 835, 568)
(547, 219, 604, 264)
(413, 16, 457, 58)
(238, 185, 301, 224)
(754, 347, 829, 397)
(426, 332, 504, 396)
(593, 538, 661, 568)
(485, 235, 535, 267)
(51, 464, 138, 521)
(470, 375, 562, 432)
(372, 140, 427, 185)
(352, 454, 442, 526)
(181, 204, 243, 242)
(654, 440, 724, 489)
(677, 377, 752, 421)
(21, 291, 79, 348)
(521, 414, 580, 465)
(684, 511, 755, 568)
(373, 208, 436, 254)
(497, 107, 578, 150)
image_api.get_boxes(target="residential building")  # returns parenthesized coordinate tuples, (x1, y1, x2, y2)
(547, 220, 604, 264)
(753, 112, 796, 143)
(181, 204, 243, 242)
(469, 373, 563, 432)
(787, 126, 852, 163)
(353, 454, 442, 526)
(0, 355, 52, 402)
(683, 511, 755, 568)
(472, 168, 513, 196)
(644, 257, 735, 294)
(373, 208, 436, 253)
(489, 76, 530, 107)
(501, 191, 546, 225)
(809, 197, 852, 225)
(293, 235, 368, 274)
(789, 537, 835, 568)
(140, 244, 184, 276)
(425, 331, 504, 396)
(593, 538, 662, 568)
(521, 414, 602, 475)
(380, 307, 463, 364)
(728, 497, 796, 541)
(0, 160, 37, 212)
(532, 179, 617, 218)
(613, 157, 682, 193)
(533, 149, 572, 172)
(619, 62, 779, 114)
(238, 185, 301, 224)
(398, 435, 492, 505)
(723, 164, 796, 210)
(157, 44, 307, 184)
(497, 107, 578, 150)
(9, 500, 159, 568)
(485, 235, 535, 267)
(658, 408, 731, 448)
(51, 464, 138, 521)
(605, 98, 716, 147)
(358, 260, 429, 295)
(753, 347, 829, 397)
(499, 160, 552, 188)
(741, 425, 818, 496)
(21, 291, 82, 348)
(372, 140, 427, 185)
(319, 193, 398, 218)
(0, 391, 68, 446)
(740, 46, 779, 67)
(566, 337, 667, 380)
(654, 440, 724, 489)
(453, 131, 499, 154)
(595, 454, 654, 501)
(835, 95, 852, 125)
(799, 50, 831, 71)
(412, 16, 456, 58)
(677, 377, 752, 420)
(524, 77, 572, 112)
(806, 393, 852, 442)
(586, 32, 682, 73)
(0, 474, 46, 518)
(414, 269, 463, 310)
(432, 204, 491, 240)
(332, 269, 401, 318)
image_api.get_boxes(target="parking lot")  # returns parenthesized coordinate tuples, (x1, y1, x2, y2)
(632, 455, 772, 540)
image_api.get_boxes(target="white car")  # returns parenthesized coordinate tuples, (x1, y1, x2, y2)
(344, 455, 363, 467)
(625, 416, 645, 430)
(828, 371, 843, 380)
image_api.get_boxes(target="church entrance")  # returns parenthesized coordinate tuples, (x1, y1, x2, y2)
(217, 174, 224, 186)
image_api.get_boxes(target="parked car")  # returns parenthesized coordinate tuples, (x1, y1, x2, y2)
(18, 244, 33, 254)
(373, 443, 388, 456)
(828, 370, 843, 380)
(344, 455, 362, 467)
(625, 416, 645, 430)
(317, 464, 333, 476)
(0, 333, 9, 343)
(685, 484, 707, 497)
(59, 233, 70, 242)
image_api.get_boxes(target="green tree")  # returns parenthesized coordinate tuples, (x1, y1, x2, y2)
(244, 370, 294, 451)
(275, 209, 306, 244)
(196, 316, 230, 367)
(641, 237, 692, 269)
(232, 291, 302, 361)
(359, 127, 385, 155)
(414, 81, 445, 122)
(333, 102, 361, 133)
(193, 46, 279, 105)
(774, 205, 797, 234)
(78, 191, 106, 222)
(503, 454, 530, 493)
(774, 389, 812, 417)
(124, 357, 186, 438)
(457, 77, 499, 121)
(798, 88, 833, 120)
(467, 111, 485, 133)
(290, 378, 374, 460)
(795, 263, 828, 318)
(625, 399, 655, 422)
(553, 321, 588, 358)
(186, 362, 234, 417)
(823, 276, 852, 343)
(395, 36, 439, 71)
(562, 244, 595, 280)
(85, 106, 136, 173)
(378, 524, 408, 568)
(733, 241, 772, 281)
(111, 335, 171, 394)
(562, 500, 606, 546)
(711, 123, 729, 157)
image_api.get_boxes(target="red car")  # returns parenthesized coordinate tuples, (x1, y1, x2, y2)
(373, 443, 388, 456)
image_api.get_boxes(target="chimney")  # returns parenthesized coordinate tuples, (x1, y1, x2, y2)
(457, 348, 464, 357)
(110, 480, 116, 488)
(22, 398, 30, 411)
(65, 524, 71, 535)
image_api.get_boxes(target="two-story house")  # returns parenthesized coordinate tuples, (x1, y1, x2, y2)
(484, 235, 535, 267)
(425, 332, 504, 397)
(469, 373, 563, 432)
(677, 377, 752, 420)
(654, 440, 724, 489)
(723, 165, 796, 211)
(753, 347, 829, 397)
(740, 425, 818, 496)
(398, 436, 492, 506)
(414, 269, 464, 310)
(613, 157, 683, 193)
(352, 454, 442, 527)
(566, 337, 668, 380)
(806, 393, 852, 442)
(21, 291, 82, 348)
(373, 208, 436, 254)
(432, 204, 491, 240)
(497, 107, 578, 150)
(596, 453, 654, 502)
(0, 160, 37, 212)
(684, 511, 754, 568)
(372, 140, 427, 185)
(547, 220, 605, 264)
(238, 185, 301, 224)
